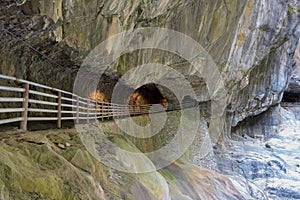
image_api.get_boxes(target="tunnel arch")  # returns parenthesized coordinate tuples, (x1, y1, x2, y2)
(127, 83, 170, 110)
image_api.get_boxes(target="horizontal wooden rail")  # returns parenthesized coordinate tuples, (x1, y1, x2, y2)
(28, 108, 58, 113)
(78, 100, 90, 105)
(0, 74, 72, 96)
(29, 90, 58, 99)
(61, 96, 77, 102)
(0, 117, 23, 125)
(61, 103, 77, 108)
(61, 103, 90, 110)
(0, 74, 182, 131)
(0, 108, 24, 113)
(61, 110, 77, 114)
(28, 117, 58, 121)
(60, 116, 101, 120)
(29, 99, 58, 106)
(0, 86, 25, 92)
(0, 97, 23, 102)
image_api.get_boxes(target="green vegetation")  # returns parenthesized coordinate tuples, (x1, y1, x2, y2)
(265, 143, 271, 149)
(117, 55, 125, 75)
(159, 169, 176, 181)
(267, 161, 272, 167)
(288, 4, 298, 14)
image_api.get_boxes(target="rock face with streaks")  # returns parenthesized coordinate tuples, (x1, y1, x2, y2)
(0, 0, 300, 199)
(1, 0, 299, 133)
(229, 0, 300, 126)
(0, 112, 259, 200)
(217, 106, 300, 200)
(284, 39, 300, 102)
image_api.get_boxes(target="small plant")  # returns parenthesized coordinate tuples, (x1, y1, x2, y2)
(117, 55, 125, 75)
(265, 143, 271, 149)
(296, 164, 300, 168)
(267, 161, 272, 167)
(288, 4, 298, 14)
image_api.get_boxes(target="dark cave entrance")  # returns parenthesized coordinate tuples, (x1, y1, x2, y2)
(282, 92, 300, 102)
(128, 83, 169, 109)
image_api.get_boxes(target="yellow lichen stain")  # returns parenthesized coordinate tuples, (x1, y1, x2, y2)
(244, 0, 252, 25)
(1, 60, 7, 73)
(209, 5, 227, 43)
(1, 60, 15, 76)
(288, 4, 298, 14)
(212, 8, 220, 29)
(237, 32, 246, 46)
(245, 0, 252, 17)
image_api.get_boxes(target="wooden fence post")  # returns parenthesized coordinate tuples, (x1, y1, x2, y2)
(76, 96, 79, 124)
(20, 83, 29, 131)
(110, 104, 113, 118)
(101, 103, 104, 121)
(87, 99, 90, 123)
(57, 91, 62, 128)
(94, 102, 97, 122)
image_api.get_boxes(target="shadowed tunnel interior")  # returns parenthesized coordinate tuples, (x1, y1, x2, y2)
(282, 92, 300, 102)
(127, 83, 168, 109)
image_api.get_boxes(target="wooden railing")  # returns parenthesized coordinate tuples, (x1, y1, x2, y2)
(0, 74, 171, 131)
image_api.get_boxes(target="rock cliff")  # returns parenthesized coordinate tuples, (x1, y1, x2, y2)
(0, 0, 300, 199)
(1, 0, 299, 132)
(0, 112, 261, 200)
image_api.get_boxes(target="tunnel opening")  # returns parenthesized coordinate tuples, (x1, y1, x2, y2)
(126, 83, 182, 129)
(127, 83, 169, 112)
(282, 92, 300, 102)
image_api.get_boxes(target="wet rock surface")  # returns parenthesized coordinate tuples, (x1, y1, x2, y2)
(216, 106, 300, 199)
(0, 111, 253, 200)
(287, 39, 300, 94)
(1, 0, 299, 128)
(1, 106, 299, 199)
(0, 0, 300, 199)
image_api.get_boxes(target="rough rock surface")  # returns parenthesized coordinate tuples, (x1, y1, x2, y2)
(229, 0, 300, 126)
(0, 0, 299, 133)
(217, 106, 300, 200)
(289, 39, 300, 91)
(0, 0, 300, 199)
(0, 112, 255, 200)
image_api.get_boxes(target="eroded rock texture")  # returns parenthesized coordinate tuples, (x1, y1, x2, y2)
(229, 0, 300, 126)
(1, 0, 299, 134)
(0, 0, 300, 198)
(284, 38, 300, 102)
(0, 112, 258, 200)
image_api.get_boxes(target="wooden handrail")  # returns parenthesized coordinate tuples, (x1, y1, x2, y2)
(76, 96, 79, 124)
(0, 74, 201, 131)
(0, 74, 138, 130)
(57, 91, 62, 128)
(20, 83, 29, 130)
